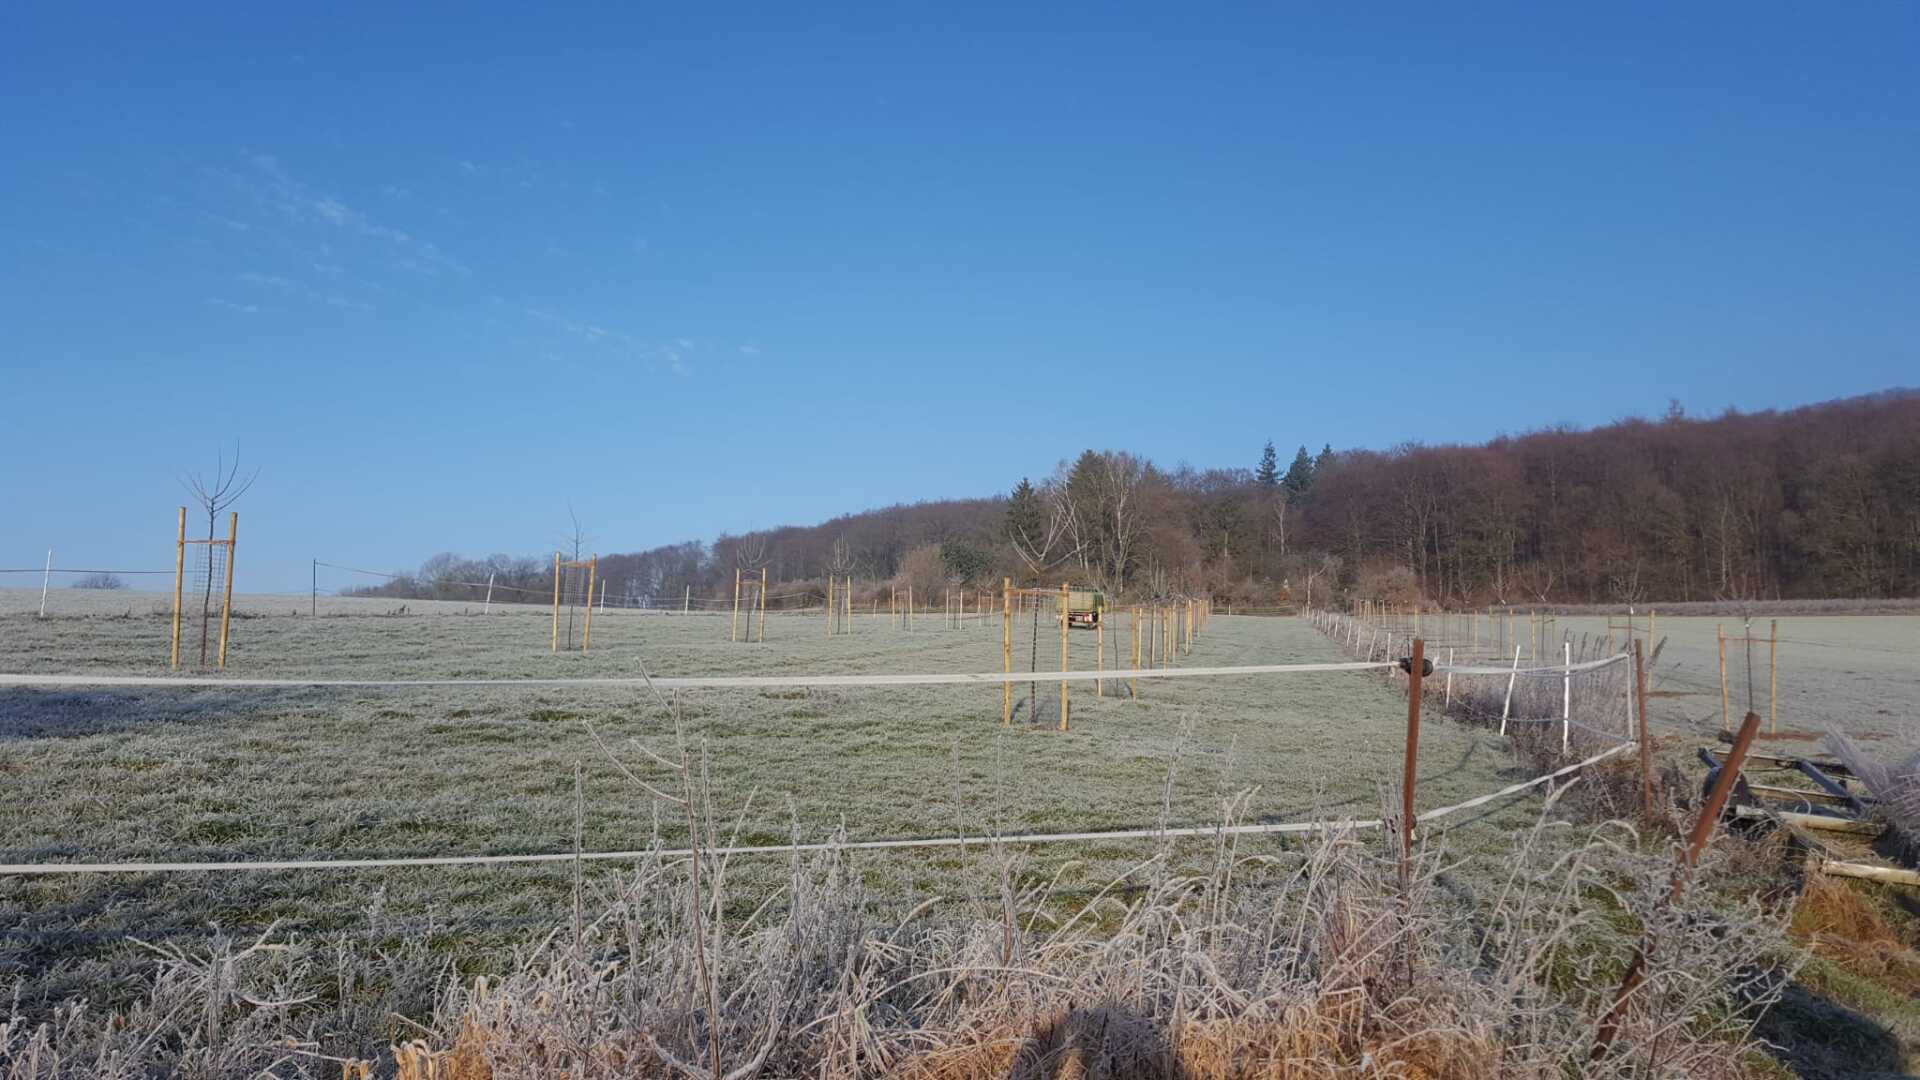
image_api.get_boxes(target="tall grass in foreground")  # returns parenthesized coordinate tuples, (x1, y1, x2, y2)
(2, 788, 1792, 1079)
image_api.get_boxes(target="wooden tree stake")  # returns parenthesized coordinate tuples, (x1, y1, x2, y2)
(1717, 624, 1729, 732)
(1400, 638, 1425, 887)
(552, 552, 563, 653)
(1634, 640, 1653, 820)
(1001, 578, 1012, 725)
(170, 507, 186, 670)
(1058, 583, 1070, 731)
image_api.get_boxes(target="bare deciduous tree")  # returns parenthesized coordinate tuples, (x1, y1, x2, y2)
(180, 444, 257, 664)
(561, 503, 590, 561)
(1302, 552, 1341, 608)
(825, 535, 856, 578)
(1008, 478, 1080, 578)
(734, 533, 769, 571)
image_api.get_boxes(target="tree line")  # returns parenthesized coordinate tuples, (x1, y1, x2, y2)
(351, 389, 1920, 608)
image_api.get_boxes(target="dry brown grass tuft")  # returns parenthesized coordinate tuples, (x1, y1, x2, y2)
(1791, 876, 1920, 995)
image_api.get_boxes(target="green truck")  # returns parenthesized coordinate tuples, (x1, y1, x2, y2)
(1065, 587, 1105, 629)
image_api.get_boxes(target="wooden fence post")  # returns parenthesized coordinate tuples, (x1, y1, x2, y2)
(1400, 638, 1425, 887)
(1096, 612, 1104, 697)
(1634, 640, 1653, 820)
(1001, 579, 1012, 725)
(1592, 707, 1763, 1061)
(1684, 710, 1763, 887)
(1058, 583, 1070, 731)
(1499, 644, 1521, 735)
(1717, 624, 1729, 732)
(1561, 640, 1572, 754)
(552, 552, 564, 653)
(170, 507, 185, 670)
(582, 555, 597, 651)
(216, 512, 237, 669)
(1131, 607, 1140, 699)
(1769, 619, 1779, 734)
(731, 568, 742, 643)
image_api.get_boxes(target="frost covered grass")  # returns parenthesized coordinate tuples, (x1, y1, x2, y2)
(0, 605, 1537, 1015)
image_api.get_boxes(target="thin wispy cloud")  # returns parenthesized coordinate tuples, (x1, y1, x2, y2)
(526, 306, 617, 345)
(199, 211, 252, 232)
(228, 153, 470, 277)
(203, 152, 721, 381)
(522, 305, 714, 377)
(239, 271, 371, 311)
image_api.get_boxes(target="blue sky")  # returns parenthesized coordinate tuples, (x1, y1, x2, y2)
(3, 3, 1915, 592)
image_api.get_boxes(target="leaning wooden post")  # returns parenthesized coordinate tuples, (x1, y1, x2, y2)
(170, 507, 186, 670)
(1634, 640, 1654, 820)
(1444, 647, 1454, 708)
(731, 568, 742, 643)
(1684, 708, 1763, 887)
(1561, 640, 1572, 754)
(1001, 579, 1012, 725)
(825, 576, 834, 637)
(1499, 644, 1521, 735)
(1400, 638, 1426, 888)
(551, 552, 563, 653)
(758, 567, 769, 642)
(1717, 624, 1729, 732)
(1058, 583, 1070, 731)
(1592, 707, 1762, 1062)
(582, 556, 597, 651)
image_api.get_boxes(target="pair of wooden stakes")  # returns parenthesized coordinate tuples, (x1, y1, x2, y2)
(551, 553, 599, 652)
(1718, 620, 1781, 733)
(997, 580, 1208, 731)
(730, 567, 769, 643)
(169, 507, 238, 670)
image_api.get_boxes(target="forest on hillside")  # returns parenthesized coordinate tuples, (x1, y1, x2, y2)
(357, 391, 1920, 608)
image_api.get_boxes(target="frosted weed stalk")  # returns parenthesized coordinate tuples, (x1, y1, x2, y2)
(1, 782, 1794, 1079)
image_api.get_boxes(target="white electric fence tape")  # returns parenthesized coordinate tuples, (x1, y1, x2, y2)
(0, 660, 1394, 691)
(0, 744, 1634, 876)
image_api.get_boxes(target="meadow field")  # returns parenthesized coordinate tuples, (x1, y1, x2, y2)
(1, 591, 1547, 1007)
(8, 589, 1912, 1073)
